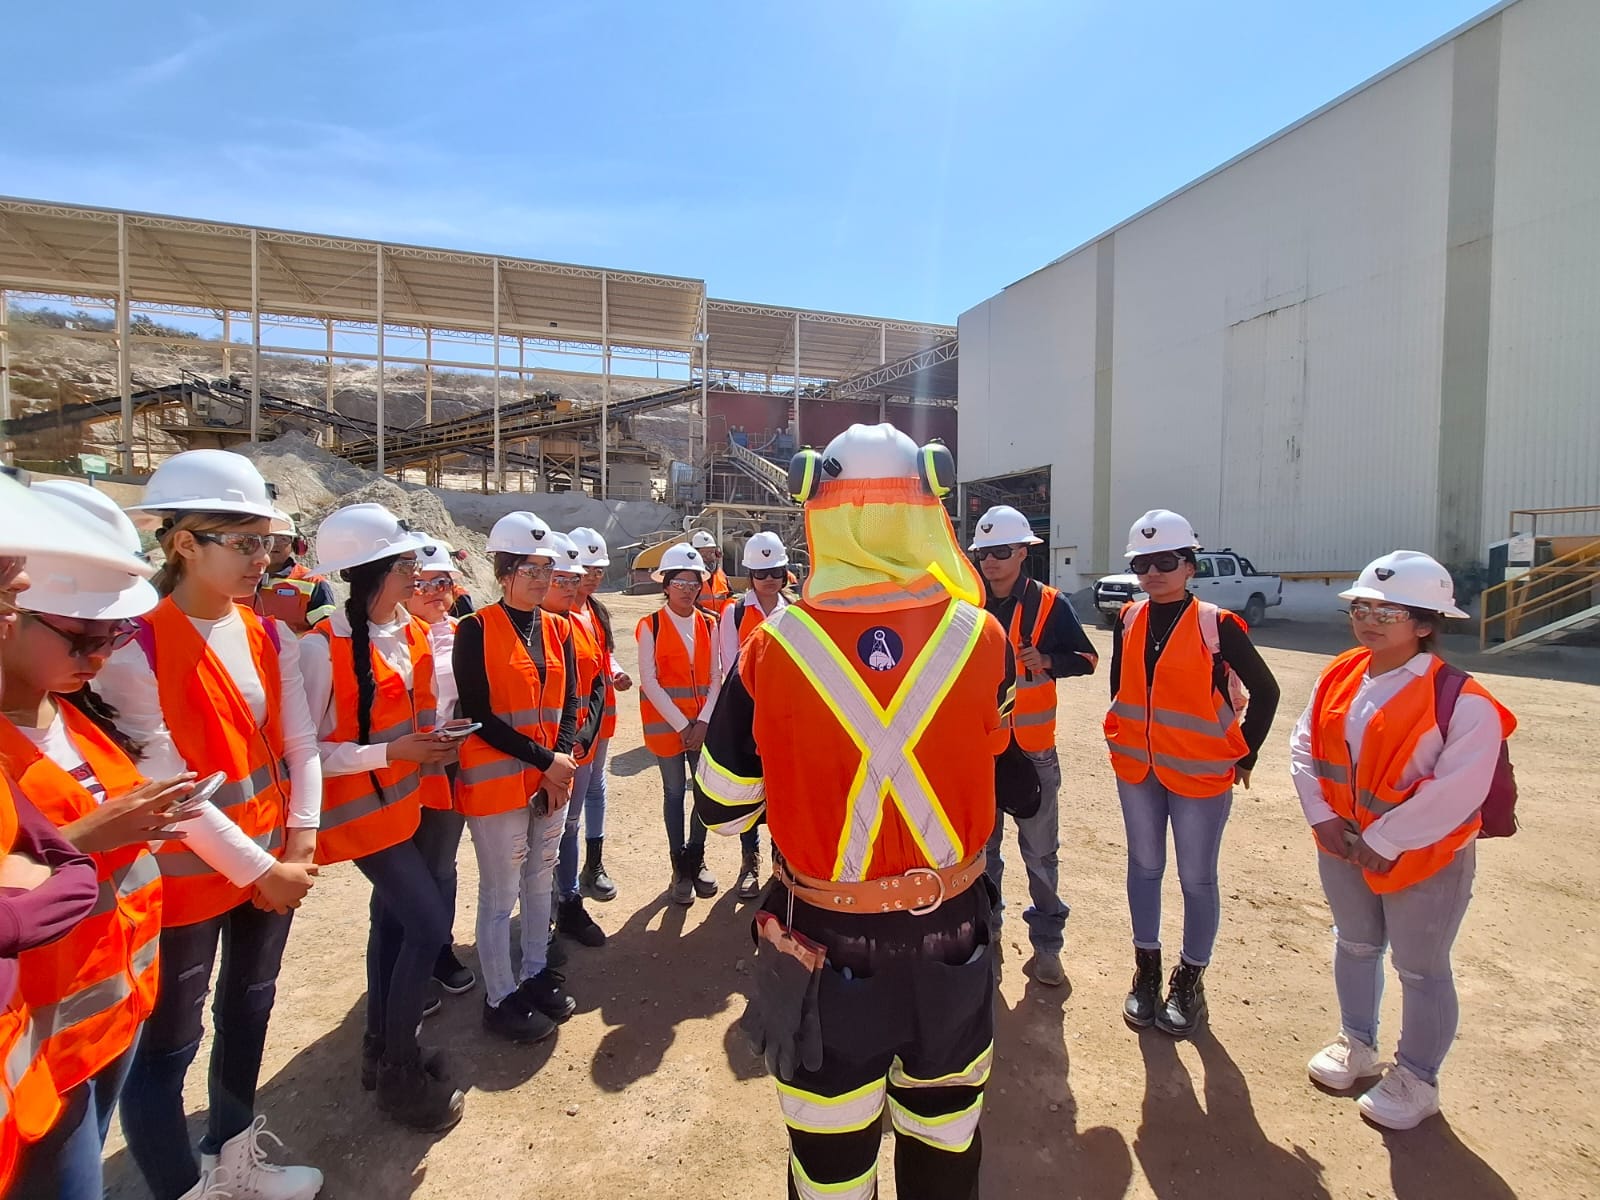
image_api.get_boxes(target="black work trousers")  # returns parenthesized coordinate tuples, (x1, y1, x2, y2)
(761, 878, 996, 1200)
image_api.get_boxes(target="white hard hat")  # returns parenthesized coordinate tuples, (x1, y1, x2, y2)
(1125, 509, 1201, 558)
(820, 423, 919, 481)
(689, 530, 719, 551)
(21, 480, 159, 619)
(742, 531, 789, 570)
(651, 542, 709, 582)
(415, 540, 461, 576)
(568, 527, 609, 568)
(969, 505, 1043, 551)
(487, 511, 557, 559)
(546, 531, 585, 576)
(314, 503, 435, 575)
(0, 474, 157, 577)
(268, 508, 297, 536)
(1341, 550, 1468, 619)
(123, 449, 277, 525)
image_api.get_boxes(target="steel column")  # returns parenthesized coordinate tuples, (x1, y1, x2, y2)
(249, 232, 261, 443)
(424, 327, 433, 425)
(375, 245, 385, 476)
(116, 215, 133, 474)
(221, 311, 232, 376)
(0, 290, 9, 460)
(879, 322, 887, 422)
(792, 311, 801, 445)
(600, 272, 609, 500)
(325, 319, 335, 412)
(492, 259, 502, 491)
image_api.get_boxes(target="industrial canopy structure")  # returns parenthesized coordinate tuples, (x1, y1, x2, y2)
(0, 196, 954, 487)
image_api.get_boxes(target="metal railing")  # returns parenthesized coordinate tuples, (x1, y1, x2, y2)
(1479, 539, 1600, 650)
(1506, 504, 1600, 539)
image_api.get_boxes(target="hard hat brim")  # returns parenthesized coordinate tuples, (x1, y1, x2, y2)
(123, 496, 279, 521)
(1338, 584, 1468, 619)
(742, 556, 790, 569)
(1, 476, 155, 577)
(316, 528, 437, 576)
(651, 567, 710, 583)
(18, 573, 159, 621)
(968, 533, 1044, 551)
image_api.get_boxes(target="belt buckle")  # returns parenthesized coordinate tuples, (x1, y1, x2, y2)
(904, 866, 945, 916)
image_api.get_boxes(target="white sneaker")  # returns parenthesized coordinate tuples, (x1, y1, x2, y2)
(179, 1167, 235, 1199)
(1307, 1032, 1383, 1090)
(1358, 1064, 1441, 1130)
(199, 1116, 323, 1199)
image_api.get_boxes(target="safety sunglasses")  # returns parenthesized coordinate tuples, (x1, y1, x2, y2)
(28, 613, 138, 658)
(1130, 552, 1184, 575)
(1347, 601, 1414, 625)
(512, 562, 554, 581)
(550, 573, 581, 587)
(267, 534, 296, 555)
(666, 579, 702, 591)
(747, 567, 787, 581)
(412, 576, 454, 594)
(194, 531, 275, 557)
(389, 558, 424, 578)
(582, 566, 606, 577)
(973, 545, 1017, 562)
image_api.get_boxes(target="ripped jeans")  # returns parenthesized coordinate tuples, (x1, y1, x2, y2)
(120, 902, 293, 1200)
(1318, 842, 1476, 1084)
(467, 801, 566, 1007)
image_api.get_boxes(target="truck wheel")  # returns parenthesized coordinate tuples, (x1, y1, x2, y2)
(1243, 594, 1266, 627)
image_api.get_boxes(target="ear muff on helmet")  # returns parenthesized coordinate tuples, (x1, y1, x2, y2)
(292, 536, 309, 557)
(788, 447, 824, 504)
(918, 439, 954, 499)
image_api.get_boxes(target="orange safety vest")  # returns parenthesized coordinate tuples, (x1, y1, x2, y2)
(636, 608, 715, 756)
(420, 613, 460, 811)
(456, 605, 572, 817)
(738, 599, 1010, 881)
(0, 709, 162, 1094)
(1003, 581, 1060, 752)
(314, 618, 448, 863)
(697, 567, 734, 618)
(1307, 649, 1516, 894)
(732, 594, 787, 650)
(562, 606, 604, 766)
(253, 563, 331, 636)
(0, 778, 64, 1192)
(1104, 599, 1249, 799)
(575, 601, 616, 741)
(138, 598, 288, 926)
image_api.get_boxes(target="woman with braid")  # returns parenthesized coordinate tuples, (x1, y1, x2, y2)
(298, 504, 464, 1133)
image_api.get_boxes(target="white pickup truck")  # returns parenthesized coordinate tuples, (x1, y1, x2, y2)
(1093, 549, 1284, 628)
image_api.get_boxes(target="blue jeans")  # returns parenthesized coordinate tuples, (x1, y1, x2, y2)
(556, 737, 612, 901)
(984, 747, 1068, 953)
(658, 748, 757, 860)
(356, 837, 452, 1062)
(13, 1043, 137, 1200)
(121, 902, 293, 1200)
(1318, 842, 1476, 1084)
(1117, 775, 1234, 967)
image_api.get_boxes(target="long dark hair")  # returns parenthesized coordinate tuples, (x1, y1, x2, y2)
(587, 594, 616, 654)
(340, 556, 397, 744)
(1406, 605, 1442, 656)
(59, 685, 144, 761)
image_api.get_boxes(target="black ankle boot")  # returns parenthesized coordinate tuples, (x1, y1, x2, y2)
(1155, 961, 1207, 1039)
(361, 1032, 384, 1091)
(1123, 948, 1163, 1030)
(376, 1049, 466, 1132)
(580, 837, 618, 901)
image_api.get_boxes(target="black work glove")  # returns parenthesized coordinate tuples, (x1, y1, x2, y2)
(751, 912, 825, 1080)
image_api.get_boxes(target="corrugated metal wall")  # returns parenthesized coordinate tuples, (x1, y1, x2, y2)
(959, 0, 1598, 583)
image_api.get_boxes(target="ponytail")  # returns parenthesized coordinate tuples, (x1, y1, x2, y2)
(588, 595, 616, 654)
(59, 685, 145, 762)
(340, 557, 395, 744)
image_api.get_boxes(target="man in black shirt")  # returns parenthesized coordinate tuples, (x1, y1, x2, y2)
(970, 505, 1098, 987)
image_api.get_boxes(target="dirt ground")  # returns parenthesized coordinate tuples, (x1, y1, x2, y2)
(102, 596, 1599, 1200)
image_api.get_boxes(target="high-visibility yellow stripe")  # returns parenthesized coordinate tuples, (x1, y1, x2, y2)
(776, 1077, 885, 1135)
(887, 1091, 984, 1153)
(789, 1154, 878, 1200)
(694, 747, 766, 808)
(889, 1042, 993, 1090)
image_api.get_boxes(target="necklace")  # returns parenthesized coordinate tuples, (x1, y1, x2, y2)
(1148, 597, 1191, 654)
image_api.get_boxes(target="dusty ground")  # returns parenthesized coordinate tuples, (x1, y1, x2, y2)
(103, 597, 1599, 1200)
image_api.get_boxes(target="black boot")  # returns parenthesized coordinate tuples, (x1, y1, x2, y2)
(361, 1032, 383, 1091)
(670, 849, 695, 906)
(1154, 961, 1207, 1039)
(376, 1049, 466, 1132)
(580, 837, 618, 902)
(1123, 948, 1163, 1030)
(557, 897, 607, 947)
(433, 945, 476, 994)
(735, 848, 762, 902)
(684, 843, 718, 898)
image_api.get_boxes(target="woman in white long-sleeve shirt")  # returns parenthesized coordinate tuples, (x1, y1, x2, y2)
(1290, 551, 1515, 1133)
(98, 449, 322, 1200)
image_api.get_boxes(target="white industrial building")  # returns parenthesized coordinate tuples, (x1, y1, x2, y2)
(958, 0, 1599, 591)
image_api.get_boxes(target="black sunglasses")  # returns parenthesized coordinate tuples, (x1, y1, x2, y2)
(1130, 552, 1185, 575)
(747, 567, 787, 581)
(29, 613, 139, 658)
(973, 545, 1018, 562)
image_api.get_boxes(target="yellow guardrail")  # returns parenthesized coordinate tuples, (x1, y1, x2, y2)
(1480, 540, 1600, 650)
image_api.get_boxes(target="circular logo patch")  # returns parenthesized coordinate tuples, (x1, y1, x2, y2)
(857, 626, 903, 672)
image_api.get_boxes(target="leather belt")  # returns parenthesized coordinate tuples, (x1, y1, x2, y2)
(775, 851, 986, 916)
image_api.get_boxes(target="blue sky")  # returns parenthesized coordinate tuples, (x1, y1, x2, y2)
(6, 0, 1494, 324)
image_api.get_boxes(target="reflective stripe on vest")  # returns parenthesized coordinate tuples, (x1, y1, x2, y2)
(140, 599, 289, 926)
(762, 601, 981, 882)
(636, 609, 713, 756)
(1006, 582, 1059, 751)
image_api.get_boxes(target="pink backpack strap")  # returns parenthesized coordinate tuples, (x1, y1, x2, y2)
(133, 617, 158, 671)
(1196, 601, 1222, 655)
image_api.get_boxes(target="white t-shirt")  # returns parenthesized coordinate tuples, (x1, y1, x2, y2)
(298, 610, 432, 778)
